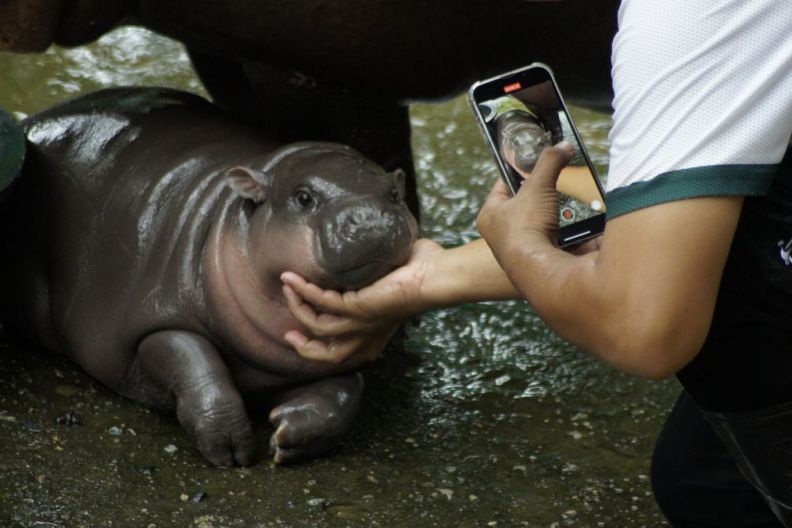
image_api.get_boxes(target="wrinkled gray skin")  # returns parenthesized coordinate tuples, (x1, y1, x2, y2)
(0, 0, 619, 215)
(0, 87, 417, 466)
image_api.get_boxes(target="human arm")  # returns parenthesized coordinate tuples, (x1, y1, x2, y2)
(496, 0, 792, 378)
(477, 144, 743, 379)
(483, 0, 791, 379)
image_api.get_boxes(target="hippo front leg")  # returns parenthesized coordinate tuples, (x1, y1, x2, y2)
(269, 372, 364, 464)
(132, 331, 256, 467)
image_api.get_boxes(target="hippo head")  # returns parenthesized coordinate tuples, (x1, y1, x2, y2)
(225, 142, 417, 291)
(496, 109, 552, 173)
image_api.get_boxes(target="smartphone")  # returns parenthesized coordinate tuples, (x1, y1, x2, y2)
(468, 62, 606, 247)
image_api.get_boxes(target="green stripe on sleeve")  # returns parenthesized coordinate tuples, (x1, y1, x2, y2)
(606, 164, 778, 219)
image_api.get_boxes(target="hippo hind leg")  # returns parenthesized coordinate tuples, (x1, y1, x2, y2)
(268, 372, 364, 464)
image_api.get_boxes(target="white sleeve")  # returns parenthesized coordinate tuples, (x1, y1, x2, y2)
(606, 0, 792, 215)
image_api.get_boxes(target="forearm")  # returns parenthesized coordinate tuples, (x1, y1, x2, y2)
(421, 238, 522, 308)
(500, 243, 682, 378)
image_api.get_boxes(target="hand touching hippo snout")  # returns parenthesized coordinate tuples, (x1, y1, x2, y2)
(0, 87, 417, 466)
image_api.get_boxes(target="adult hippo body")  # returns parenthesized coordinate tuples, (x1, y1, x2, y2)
(0, 87, 417, 466)
(0, 0, 619, 213)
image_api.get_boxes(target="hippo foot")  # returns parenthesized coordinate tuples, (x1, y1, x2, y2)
(176, 382, 257, 467)
(268, 372, 364, 464)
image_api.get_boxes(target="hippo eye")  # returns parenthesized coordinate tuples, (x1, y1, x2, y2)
(294, 188, 315, 210)
(389, 187, 402, 204)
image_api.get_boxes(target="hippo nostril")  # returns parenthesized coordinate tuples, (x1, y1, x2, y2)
(332, 206, 410, 244)
(343, 207, 381, 230)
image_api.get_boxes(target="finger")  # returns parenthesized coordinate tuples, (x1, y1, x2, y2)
(281, 271, 333, 309)
(482, 178, 514, 212)
(479, 176, 516, 230)
(289, 330, 387, 365)
(279, 271, 308, 289)
(281, 272, 356, 314)
(282, 284, 361, 336)
(286, 333, 354, 364)
(493, 176, 514, 194)
(282, 284, 350, 333)
(284, 284, 377, 336)
(281, 283, 318, 321)
(283, 329, 309, 351)
(487, 177, 514, 202)
(520, 141, 573, 193)
(570, 236, 603, 256)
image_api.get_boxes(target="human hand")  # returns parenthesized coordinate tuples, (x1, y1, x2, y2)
(570, 235, 602, 256)
(477, 142, 574, 261)
(280, 239, 445, 363)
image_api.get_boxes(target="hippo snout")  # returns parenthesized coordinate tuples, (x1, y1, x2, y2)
(337, 205, 392, 240)
(317, 202, 416, 290)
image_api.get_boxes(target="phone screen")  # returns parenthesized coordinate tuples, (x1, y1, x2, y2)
(469, 64, 606, 246)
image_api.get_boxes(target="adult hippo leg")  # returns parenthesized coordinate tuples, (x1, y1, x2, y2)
(184, 49, 264, 126)
(187, 49, 420, 217)
(0, 0, 129, 51)
(131, 330, 256, 467)
(50, 0, 132, 47)
(0, 0, 67, 51)
(268, 372, 365, 464)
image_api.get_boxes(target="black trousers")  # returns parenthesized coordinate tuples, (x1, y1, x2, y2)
(651, 391, 783, 527)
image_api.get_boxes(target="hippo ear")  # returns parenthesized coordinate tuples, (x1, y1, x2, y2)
(392, 168, 407, 195)
(225, 166, 267, 203)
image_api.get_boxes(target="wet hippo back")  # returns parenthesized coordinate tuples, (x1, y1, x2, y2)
(2, 89, 269, 377)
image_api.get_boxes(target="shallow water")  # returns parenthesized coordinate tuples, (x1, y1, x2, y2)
(0, 27, 677, 527)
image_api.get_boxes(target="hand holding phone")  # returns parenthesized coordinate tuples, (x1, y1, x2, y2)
(468, 63, 606, 247)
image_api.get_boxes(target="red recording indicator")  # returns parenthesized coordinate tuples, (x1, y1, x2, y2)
(503, 82, 522, 94)
(561, 208, 575, 221)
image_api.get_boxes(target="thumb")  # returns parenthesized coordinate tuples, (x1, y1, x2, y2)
(484, 176, 514, 206)
(519, 141, 573, 194)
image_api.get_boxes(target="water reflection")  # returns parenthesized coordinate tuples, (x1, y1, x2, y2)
(0, 27, 204, 118)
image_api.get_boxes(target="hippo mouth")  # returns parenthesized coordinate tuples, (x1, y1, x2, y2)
(331, 260, 398, 291)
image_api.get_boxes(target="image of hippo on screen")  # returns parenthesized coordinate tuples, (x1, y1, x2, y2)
(0, 87, 417, 466)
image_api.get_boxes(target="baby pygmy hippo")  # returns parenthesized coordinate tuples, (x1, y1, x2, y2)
(0, 87, 417, 466)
